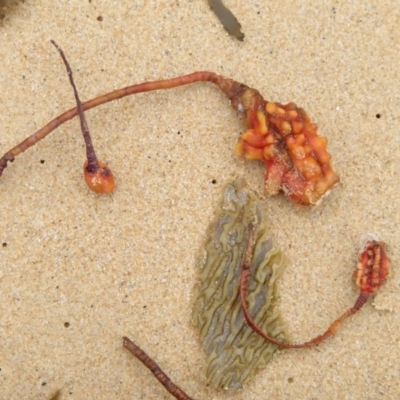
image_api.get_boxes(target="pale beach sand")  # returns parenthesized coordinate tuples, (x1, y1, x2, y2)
(0, 1, 399, 399)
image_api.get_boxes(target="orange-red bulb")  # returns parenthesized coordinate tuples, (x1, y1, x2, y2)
(83, 160, 115, 193)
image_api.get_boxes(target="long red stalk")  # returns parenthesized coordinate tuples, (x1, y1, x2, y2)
(0, 71, 225, 176)
(1, 43, 340, 204)
(123, 337, 195, 400)
(240, 225, 389, 349)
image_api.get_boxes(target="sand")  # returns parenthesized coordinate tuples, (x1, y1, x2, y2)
(0, 1, 399, 399)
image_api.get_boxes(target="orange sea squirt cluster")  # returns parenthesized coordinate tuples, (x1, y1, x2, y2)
(235, 101, 340, 205)
(356, 240, 390, 295)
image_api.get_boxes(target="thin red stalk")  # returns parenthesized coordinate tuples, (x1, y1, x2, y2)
(123, 336, 195, 400)
(240, 223, 370, 349)
(0, 70, 223, 176)
(51, 40, 99, 173)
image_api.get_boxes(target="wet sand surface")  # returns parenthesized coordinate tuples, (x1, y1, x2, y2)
(0, 1, 399, 399)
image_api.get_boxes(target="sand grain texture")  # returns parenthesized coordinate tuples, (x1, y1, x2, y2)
(0, 1, 399, 399)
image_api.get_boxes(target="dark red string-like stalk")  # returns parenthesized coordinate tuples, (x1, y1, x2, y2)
(50, 40, 115, 193)
(0, 69, 226, 177)
(51, 40, 99, 173)
(0, 41, 340, 204)
(123, 337, 195, 400)
(240, 224, 384, 349)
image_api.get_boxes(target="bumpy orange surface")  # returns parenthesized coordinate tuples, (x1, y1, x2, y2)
(355, 240, 390, 294)
(235, 100, 339, 205)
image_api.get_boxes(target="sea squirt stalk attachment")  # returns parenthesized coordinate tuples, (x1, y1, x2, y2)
(52, 40, 115, 194)
(0, 60, 337, 203)
(240, 235, 390, 348)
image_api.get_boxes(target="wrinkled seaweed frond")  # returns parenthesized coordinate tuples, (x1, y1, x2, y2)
(192, 180, 287, 389)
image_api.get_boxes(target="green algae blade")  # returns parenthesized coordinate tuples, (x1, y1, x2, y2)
(192, 180, 287, 389)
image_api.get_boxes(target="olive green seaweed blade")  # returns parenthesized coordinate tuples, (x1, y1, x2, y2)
(192, 180, 287, 389)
